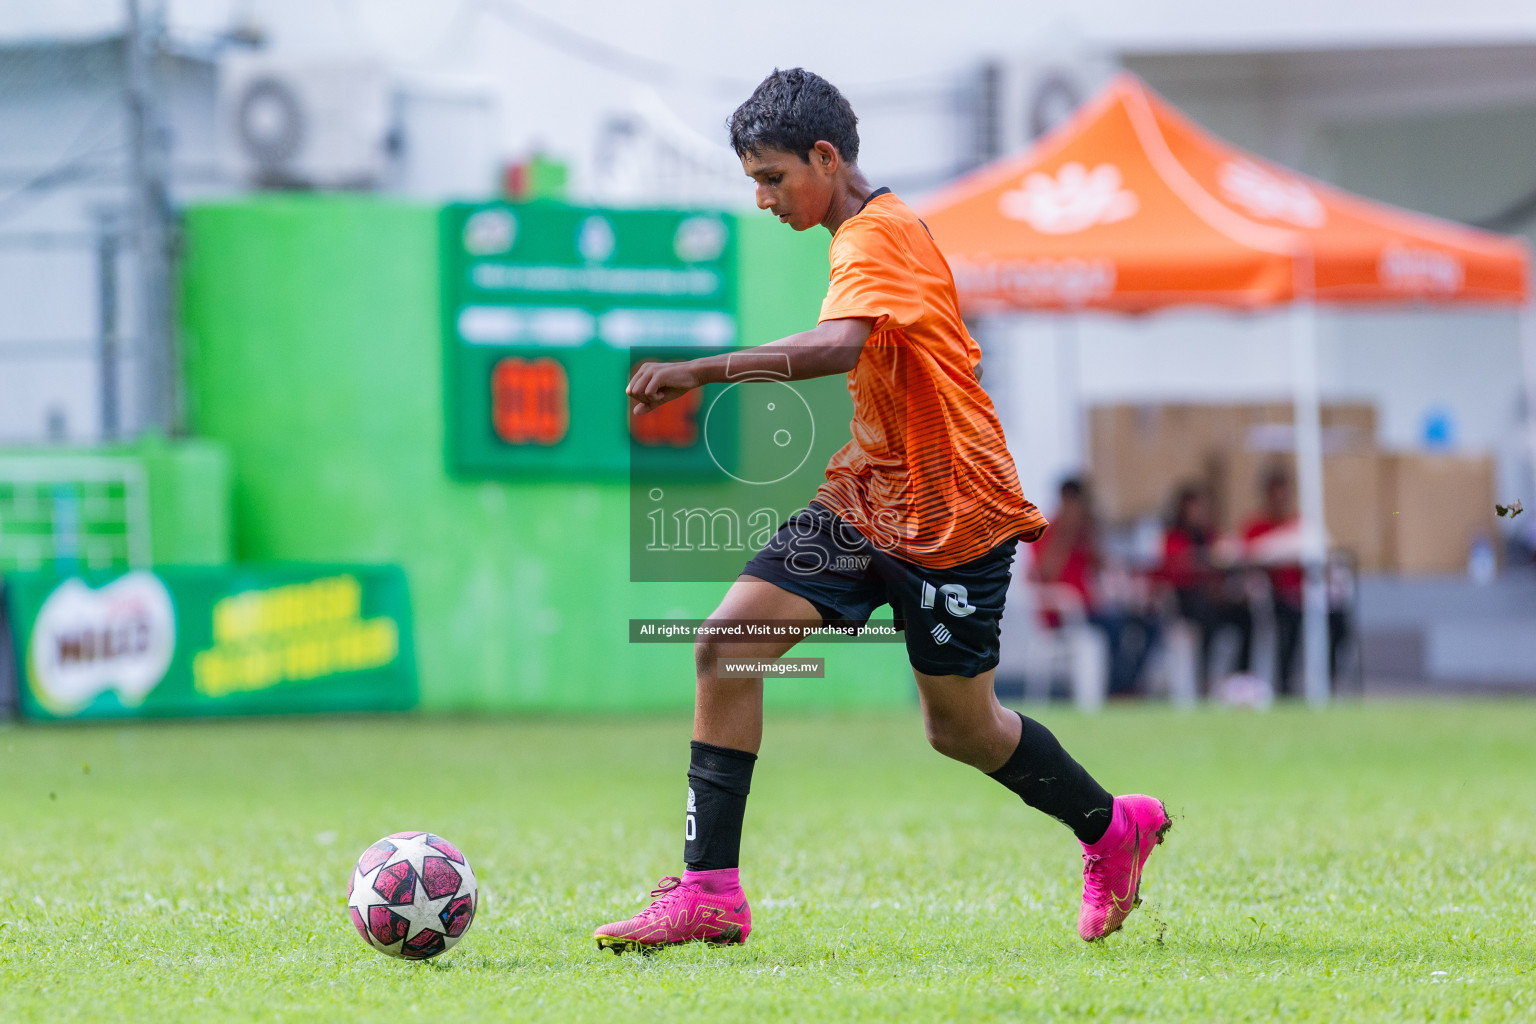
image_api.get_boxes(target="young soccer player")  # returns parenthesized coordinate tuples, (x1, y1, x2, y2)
(596, 68, 1168, 953)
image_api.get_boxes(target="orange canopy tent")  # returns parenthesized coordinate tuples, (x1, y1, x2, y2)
(919, 74, 1534, 704)
(920, 73, 1529, 313)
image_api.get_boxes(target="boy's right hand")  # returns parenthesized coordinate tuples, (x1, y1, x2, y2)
(627, 360, 704, 415)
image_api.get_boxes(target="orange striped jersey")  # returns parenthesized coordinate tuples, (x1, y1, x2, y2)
(813, 189, 1048, 569)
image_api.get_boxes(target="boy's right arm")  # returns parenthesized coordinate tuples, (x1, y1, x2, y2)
(627, 317, 871, 415)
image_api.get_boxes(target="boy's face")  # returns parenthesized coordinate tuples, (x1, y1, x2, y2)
(740, 143, 839, 232)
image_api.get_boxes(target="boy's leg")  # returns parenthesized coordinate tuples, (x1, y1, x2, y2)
(594, 575, 819, 954)
(690, 575, 818, 752)
(685, 575, 818, 871)
(913, 667, 1170, 942)
(913, 667, 1114, 838)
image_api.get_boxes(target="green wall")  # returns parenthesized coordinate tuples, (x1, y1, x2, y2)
(179, 196, 912, 713)
(132, 436, 232, 565)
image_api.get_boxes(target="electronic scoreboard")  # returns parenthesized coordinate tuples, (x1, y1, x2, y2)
(442, 201, 739, 478)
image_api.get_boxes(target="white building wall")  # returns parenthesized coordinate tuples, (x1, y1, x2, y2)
(0, 35, 500, 443)
(0, 40, 222, 443)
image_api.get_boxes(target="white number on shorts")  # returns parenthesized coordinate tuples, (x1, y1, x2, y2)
(940, 584, 976, 617)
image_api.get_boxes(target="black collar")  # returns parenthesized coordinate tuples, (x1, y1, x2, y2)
(856, 186, 892, 214)
(851, 185, 931, 239)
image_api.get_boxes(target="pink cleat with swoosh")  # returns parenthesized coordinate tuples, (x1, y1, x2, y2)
(1077, 794, 1171, 941)
(594, 873, 751, 954)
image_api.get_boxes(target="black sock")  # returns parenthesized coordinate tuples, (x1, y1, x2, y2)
(684, 740, 756, 871)
(987, 711, 1115, 844)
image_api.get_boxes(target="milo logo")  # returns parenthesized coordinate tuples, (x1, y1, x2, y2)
(27, 572, 176, 715)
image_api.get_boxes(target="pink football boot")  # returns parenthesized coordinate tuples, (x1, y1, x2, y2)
(594, 872, 751, 954)
(1077, 794, 1171, 941)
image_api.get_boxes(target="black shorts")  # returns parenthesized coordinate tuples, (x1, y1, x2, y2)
(740, 502, 1017, 678)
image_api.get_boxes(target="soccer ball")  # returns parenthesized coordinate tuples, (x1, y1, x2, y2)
(346, 831, 478, 959)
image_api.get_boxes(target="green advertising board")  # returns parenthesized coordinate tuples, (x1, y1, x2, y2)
(441, 201, 740, 477)
(5, 564, 417, 721)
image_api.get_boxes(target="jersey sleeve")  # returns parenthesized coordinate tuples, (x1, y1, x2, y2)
(818, 219, 925, 332)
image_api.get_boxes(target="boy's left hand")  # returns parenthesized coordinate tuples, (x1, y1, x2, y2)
(627, 360, 703, 415)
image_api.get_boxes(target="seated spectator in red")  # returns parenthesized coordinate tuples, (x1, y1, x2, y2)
(1162, 483, 1252, 695)
(1032, 478, 1158, 697)
(1242, 464, 1304, 602)
(1241, 464, 1346, 696)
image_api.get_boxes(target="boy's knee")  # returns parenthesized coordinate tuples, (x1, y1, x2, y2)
(694, 638, 722, 679)
(695, 639, 756, 684)
(924, 722, 957, 759)
(923, 710, 974, 761)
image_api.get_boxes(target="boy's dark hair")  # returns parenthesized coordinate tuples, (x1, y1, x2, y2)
(728, 68, 859, 164)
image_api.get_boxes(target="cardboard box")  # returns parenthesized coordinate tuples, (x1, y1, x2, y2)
(1087, 401, 1379, 524)
(1216, 448, 1386, 570)
(1231, 402, 1377, 455)
(1087, 404, 1224, 523)
(1380, 453, 1497, 575)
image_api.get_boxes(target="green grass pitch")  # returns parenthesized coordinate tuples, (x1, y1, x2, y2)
(3, 701, 1533, 1022)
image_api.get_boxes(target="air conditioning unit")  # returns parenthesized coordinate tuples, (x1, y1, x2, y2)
(973, 52, 1119, 162)
(220, 55, 394, 189)
(390, 74, 501, 200)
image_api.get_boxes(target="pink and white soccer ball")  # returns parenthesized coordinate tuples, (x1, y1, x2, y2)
(346, 831, 478, 959)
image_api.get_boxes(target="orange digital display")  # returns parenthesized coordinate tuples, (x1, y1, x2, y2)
(492, 356, 569, 445)
(627, 365, 703, 447)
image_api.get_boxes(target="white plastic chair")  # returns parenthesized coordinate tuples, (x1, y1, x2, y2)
(1155, 616, 1200, 709)
(1155, 575, 1274, 706)
(996, 576, 1109, 713)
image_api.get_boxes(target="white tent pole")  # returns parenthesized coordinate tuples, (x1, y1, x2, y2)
(1290, 294, 1330, 707)
(1058, 313, 1086, 473)
(1520, 302, 1536, 509)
